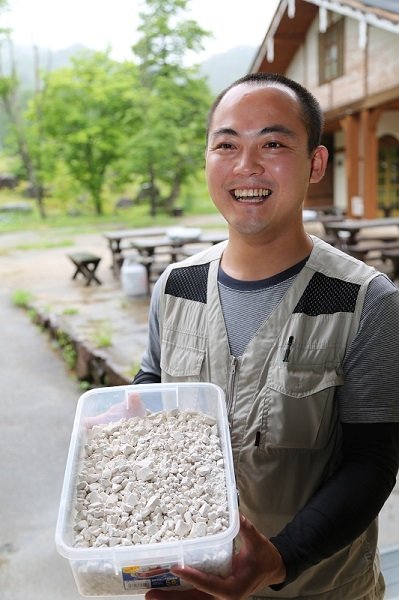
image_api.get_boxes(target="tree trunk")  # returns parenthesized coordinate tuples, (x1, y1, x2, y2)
(91, 190, 103, 216)
(164, 176, 181, 215)
(149, 167, 157, 217)
(0, 42, 47, 218)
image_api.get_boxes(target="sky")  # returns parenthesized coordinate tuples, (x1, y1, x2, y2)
(2, 0, 280, 62)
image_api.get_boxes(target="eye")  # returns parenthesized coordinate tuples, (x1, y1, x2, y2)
(214, 142, 235, 150)
(264, 141, 283, 149)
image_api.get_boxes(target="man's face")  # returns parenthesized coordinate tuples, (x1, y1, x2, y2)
(205, 83, 325, 239)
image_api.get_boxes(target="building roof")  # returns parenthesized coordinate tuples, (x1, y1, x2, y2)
(362, 1, 399, 15)
(250, 0, 399, 74)
(340, 0, 399, 21)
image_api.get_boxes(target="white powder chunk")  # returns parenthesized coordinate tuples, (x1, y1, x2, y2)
(73, 409, 229, 549)
(189, 522, 207, 538)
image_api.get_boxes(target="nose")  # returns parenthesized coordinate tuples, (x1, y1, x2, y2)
(233, 147, 265, 176)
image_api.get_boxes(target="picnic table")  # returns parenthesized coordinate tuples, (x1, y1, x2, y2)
(323, 218, 399, 278)
(103, 227, 168, 275)
(346, 239, 399, 262)
(323, 217, 399, 245)
(131, 231, 227, 257)
(304, 205, 346, 217)
(303, 211, 344, 225)
(130, 231, 228, 283)
(381, 248, 399, 280)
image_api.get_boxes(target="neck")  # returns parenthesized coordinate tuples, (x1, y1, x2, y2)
(221, 227, 313, 281)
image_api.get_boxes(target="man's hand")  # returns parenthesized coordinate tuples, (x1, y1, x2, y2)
(85, 391, 146, 428)
(145, 514, 286, 600)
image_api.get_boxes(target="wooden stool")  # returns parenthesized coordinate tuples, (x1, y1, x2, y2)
(67, 252, 102, 286)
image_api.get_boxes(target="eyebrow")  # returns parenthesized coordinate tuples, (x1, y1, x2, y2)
(210, 125, 298, 139)
(211, 127, 238, 138)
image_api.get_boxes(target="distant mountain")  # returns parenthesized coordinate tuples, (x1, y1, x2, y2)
(0, 43, 89, 89)
(1, 42, 256, 95)
(199, 45, 257, 94)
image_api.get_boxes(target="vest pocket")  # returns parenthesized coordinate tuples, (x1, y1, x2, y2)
(160, 340, 205, 378)
(262, 363, 343, 450)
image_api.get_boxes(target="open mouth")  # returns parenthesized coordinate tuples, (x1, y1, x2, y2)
(232, 188, 272, 202)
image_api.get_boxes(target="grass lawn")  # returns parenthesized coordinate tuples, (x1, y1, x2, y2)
(0, 183, 220, 237)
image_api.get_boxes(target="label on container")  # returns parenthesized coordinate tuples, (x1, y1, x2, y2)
(122, 564, 181, 591)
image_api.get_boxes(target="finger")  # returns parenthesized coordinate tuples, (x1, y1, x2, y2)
(238, 513, 265, 551)
(236, 514, 287, 587)
(127, 391, 146, 416)
(145, 591, 171, 599)
(84, 403, 124, 428)
(239, 513, 255, 536)
(145, 591, 172, 599)
(84, 413, 111, 428)
(145, 589, 209, 600)
(171, 566, 230, 598)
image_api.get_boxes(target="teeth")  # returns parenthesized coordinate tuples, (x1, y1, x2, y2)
(234, 189, 271, 199)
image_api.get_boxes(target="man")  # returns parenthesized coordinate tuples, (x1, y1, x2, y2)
(134, 73, 399, 599)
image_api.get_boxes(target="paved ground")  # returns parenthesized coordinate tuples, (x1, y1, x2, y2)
(0, 229, 152, 381)
(0, 215, 229, 380)
(0, 288, 85, 599)
(0, 218, 225, 600)
(0, 219, 398, 599)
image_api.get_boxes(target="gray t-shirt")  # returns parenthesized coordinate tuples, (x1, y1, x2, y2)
(141, 262, 399, 423)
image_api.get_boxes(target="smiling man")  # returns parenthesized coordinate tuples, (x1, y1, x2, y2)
(204, 81, 327, 279)
(133, 73, 399, 600)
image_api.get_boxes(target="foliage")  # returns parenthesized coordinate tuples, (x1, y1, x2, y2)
(62, 307, 79, 316)
(0, 74, 17, 97)
(31, 51, 142, 215)
(0, 39, 49, 218)
(90, 321, 113, 348)
(129, 360, 142, 379)
(122, 73, 212, 215)
(15, 239, 73, 250)
(0, 178, 216, 233)
(133, 0, 209, 83)
(127, 0, 213, 216)
(11, 288, 34, 308)
(0, 0, 9, 35)
(56, 331, 77, 370)
(0, 0, 214, 219)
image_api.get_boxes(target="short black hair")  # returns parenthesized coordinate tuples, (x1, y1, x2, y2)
(206, 72, 324, 155)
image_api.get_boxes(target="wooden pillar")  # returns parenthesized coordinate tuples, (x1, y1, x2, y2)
(360, 108, 381, 218)
(340, 113, 359, 217)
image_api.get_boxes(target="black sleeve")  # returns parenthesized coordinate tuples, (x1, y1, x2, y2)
(270, 421, 399, 588)
(132, 368, 162, 384)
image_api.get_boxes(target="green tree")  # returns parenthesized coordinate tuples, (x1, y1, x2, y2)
(129, 0, 213, 216)
(36, 51, 142, 215)
(133, 0, 208, 84)
(0, 1, 52, 218)
(0, 39, 49, 217)
(0, 0, 8, 32)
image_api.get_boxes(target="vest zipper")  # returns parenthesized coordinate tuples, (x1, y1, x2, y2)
(226, 355, 238, 417)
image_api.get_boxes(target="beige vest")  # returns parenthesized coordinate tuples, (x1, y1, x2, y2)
(158, 237, 383, 599)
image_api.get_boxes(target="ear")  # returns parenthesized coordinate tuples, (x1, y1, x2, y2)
(309, 145, 329, 183)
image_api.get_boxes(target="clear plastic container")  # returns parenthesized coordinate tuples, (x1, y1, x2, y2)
(55, 382, 239, 597)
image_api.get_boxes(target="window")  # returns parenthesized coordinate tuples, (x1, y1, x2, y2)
(319, 19, 344, 84)
(378, 135, 399, 216)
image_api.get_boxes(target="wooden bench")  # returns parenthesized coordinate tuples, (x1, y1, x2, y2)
(136, 255, 170, 284)
(381, 248, 399, 280)
(346, 240, 399, 262)
(67, 252, 102, 286)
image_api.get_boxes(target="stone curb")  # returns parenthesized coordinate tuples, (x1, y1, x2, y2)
(31, 305, 131, 387)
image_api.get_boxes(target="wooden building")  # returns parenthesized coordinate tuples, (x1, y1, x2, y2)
(250, 0, 399, 218)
